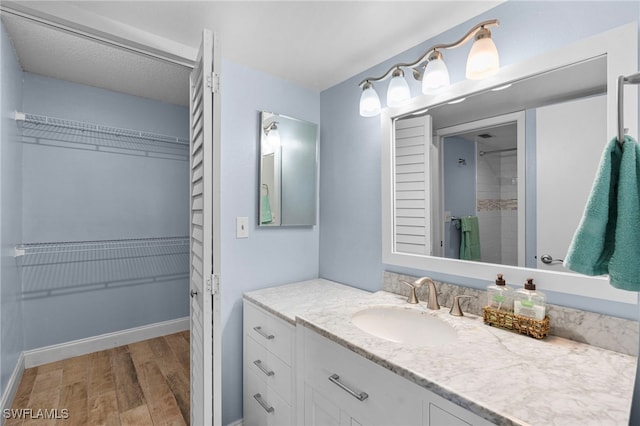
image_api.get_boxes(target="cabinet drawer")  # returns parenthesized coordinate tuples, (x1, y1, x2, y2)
(422, 392, 495, 426)
(245, 368, 293, 426)
(302, 329, 421, 425)
(426, 403, 471, 426)
(245, 301, 294, 365)
(246, 335, 292, 403)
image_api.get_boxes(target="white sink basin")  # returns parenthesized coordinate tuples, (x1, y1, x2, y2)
(351, 306, 458, 347)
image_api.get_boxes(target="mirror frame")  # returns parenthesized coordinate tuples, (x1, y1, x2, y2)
(381, 23, 638, 304)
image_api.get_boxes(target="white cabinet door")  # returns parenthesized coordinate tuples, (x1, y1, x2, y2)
(421, 392, 495, 426)
(189, 28, 222, 426)
(304, 384, 368, 426)
(304, 383, 340, 426)
(424, 402, 472, 426)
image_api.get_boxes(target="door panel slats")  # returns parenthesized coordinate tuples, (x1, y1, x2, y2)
(189, 29, 220, 426)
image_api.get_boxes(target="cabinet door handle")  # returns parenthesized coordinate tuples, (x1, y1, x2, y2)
(328, 374, 369, 401)
(253, 360, 275, 377)
(253, 326, 275, 340)
(253, 393, 275, 414)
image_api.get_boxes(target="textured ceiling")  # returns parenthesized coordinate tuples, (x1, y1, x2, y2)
(1, 13, 191, 106)
(1, 1, 504, 106)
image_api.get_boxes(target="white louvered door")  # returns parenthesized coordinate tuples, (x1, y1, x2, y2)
(189, 29, 221, 426)
(393, 115, 433, 256)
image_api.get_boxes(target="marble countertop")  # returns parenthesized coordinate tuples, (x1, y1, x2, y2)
(244, 279, 636, 426)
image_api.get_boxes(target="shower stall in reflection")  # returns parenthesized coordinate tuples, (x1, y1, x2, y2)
(442, 122, 519, 266)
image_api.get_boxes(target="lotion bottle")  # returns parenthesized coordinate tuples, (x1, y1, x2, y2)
(513, 278, 546, 320)
(486, 274, 513, 311)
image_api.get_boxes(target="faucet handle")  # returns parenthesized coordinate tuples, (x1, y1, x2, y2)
(449, 295, 475, 317)
(399, 280, 419, 304)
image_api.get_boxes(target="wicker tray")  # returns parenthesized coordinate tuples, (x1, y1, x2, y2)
(482, 306, 550, 339)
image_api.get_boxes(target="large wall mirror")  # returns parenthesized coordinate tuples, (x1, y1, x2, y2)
(259, 111, 318, 227)
(382, 23, 638, 304)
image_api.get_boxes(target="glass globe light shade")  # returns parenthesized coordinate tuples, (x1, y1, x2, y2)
(359, 84, 381, 117)
(466, 36, 500, 80)
(387, 73, 411, 107)
(422, 58, 450, 94)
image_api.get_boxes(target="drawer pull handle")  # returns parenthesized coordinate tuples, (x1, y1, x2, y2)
(328, 374, 369, 401)
(253, 360, 275, 377)
(253, 326, 275, 340)
(253, 393, 275, 414)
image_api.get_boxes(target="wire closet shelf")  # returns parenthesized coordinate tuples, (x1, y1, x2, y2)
(15, 236, 190, 266)
(15, 112, 189, 158)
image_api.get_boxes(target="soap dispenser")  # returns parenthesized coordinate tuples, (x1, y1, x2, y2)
(486, 274, 513, 311)
(513, 278, 546, 320)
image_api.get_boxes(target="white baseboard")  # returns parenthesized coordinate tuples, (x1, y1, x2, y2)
(23, 316, 189, 368)
(0, 352, 24, 419)
(226, 419, 243, 426)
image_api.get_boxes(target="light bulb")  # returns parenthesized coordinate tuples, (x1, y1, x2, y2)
(266, 127, 280, 148)
(466, 29, 500, 80)
(422, 54, 450, 94)
(359, 82, 381, 117)
(387, 69, 411, 107)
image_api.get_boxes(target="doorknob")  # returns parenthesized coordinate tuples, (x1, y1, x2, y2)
(540, 254, 564, 264)
(190, 289, 198, 298)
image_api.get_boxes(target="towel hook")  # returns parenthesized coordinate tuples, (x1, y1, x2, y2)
(261, 183, 269, 195)
(617, 71, 640, 148)
(617, 75, 626, 148)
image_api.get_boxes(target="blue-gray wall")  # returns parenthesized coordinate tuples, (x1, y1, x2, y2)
(0, 22, 24, 398)
(319, 1, 640, 319)
(20, 73, 190, 350)
(220, 59, 320, 424)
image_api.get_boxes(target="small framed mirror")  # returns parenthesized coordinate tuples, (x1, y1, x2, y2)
(259, 111, 318, 227)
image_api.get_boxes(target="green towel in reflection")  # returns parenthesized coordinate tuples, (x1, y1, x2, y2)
(565, 136, 640, 291)
(460, 216, 481, 261)
(260, 194, 273, 224)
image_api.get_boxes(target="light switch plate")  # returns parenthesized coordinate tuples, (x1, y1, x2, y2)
(236, 217, 249, 238)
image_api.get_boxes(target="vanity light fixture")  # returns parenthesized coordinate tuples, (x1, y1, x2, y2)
(263, 121, 280, 154)
(358, 19, 500, 117)
(447, 97, 466, 105)
(410, 107, 430, 116)
(491, 83, 512, 91)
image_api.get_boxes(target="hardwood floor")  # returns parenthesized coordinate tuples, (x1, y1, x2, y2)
(6, 331, 190, 426)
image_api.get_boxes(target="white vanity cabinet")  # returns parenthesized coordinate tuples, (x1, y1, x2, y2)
(244, 301, 296, 425)
(298, 327, 495, 426)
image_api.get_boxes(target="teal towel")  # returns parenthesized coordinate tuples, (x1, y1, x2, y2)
(565, 136, 640, 291)
(260, 194, 273, 224)
(460, 216, 481, 261)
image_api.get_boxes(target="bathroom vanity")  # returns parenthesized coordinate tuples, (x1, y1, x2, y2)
(243, 279, 635, 425)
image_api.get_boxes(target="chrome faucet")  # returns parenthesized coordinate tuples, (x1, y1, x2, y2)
(400, 277, 440, 310)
